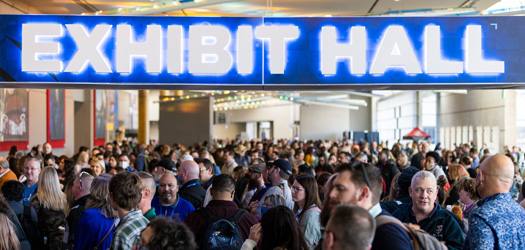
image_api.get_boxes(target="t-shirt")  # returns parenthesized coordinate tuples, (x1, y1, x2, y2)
(151, 196, 195, 221)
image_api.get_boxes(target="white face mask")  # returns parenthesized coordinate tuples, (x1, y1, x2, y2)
(119, 161, 129, 169)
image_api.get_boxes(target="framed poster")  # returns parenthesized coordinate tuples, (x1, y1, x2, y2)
(0, 89, 29, 151)
(47, 89, 65, 148)
(94, 90, 107, 146)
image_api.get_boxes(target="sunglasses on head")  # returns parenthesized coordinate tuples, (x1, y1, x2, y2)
(352, 163, 371, 188)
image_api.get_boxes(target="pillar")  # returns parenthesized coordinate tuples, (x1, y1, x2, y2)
(138, 90, 149, 144)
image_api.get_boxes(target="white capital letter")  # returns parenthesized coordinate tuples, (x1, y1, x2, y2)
(188, 25, 233, 75)
(424, 25, 463, 74)
(320, 26, 367, 75)
(370, 25, 422, 75)
(236, 25, 254, 75)
(21, 23, 64, 72)
(255, 25, 299, 74)
(464, 25, 504, 74)
(65, 24, 112, 73)
(167, 25, 184, 74)
(116, 24, 162, 73)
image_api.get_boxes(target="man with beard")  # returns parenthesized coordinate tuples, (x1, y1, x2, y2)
(321, 162, 413, 250)
(151, 172, 195, 221)
(393, 171, 464, 250)
(465, 154, 525, 249)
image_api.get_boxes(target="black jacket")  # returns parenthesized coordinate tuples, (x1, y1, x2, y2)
(393, 203, 465, 250)
(179, 179, 206, 209)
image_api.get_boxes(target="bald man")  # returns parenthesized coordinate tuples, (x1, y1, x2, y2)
(465, 154, 525, 249)
(178, 160, 206, 208)
(151, 172, 195, 221)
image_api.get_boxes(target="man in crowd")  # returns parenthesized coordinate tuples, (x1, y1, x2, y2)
(67, 169, 94, 247)
(260, 159, 294, 209)
(197, 158, 215, 190)
(465, 154, 525, 249)
(186, 174, 258, 249)
(396, 151, 411, 171)
(323, 205, 376, 250)
(325, 163, 413, 250)
(42, 142, 55, 160)
(393, 171, 464, 250)
(138, 172, 157, 220)
(411, 141, 429, 169)
(21, 157, 41, 206)
(178, 160, 206, 208)
(0, 157, 16, 189)
(152, 172, 195, 221)
(222, 149, 238, 176)
(110, 172, 149, 250)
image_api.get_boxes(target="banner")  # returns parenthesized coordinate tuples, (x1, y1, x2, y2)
(0, 15, 521, 88)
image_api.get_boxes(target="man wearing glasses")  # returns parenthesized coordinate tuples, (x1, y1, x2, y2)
(393, 171, 464, 250)
(325, 162, 413, 250)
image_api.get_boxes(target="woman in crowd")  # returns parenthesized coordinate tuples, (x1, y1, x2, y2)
(445, 164, 470, 206)
(0, 212, 20, 250)
(292, 175, 322, 249)
(33, 166, 68, 249)
(242, 206, 308, 250)
(74, 174, 117, 250)
(457, 177, 478, 222)
(89, 158, 105, 176)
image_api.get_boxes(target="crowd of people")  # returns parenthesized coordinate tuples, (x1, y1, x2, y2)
(0, 138, 524, 250)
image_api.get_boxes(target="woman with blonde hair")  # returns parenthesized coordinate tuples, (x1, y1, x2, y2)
(89, 158, 105, 176)
(32, 166, 68, 249)
(0, 212, 20, 250)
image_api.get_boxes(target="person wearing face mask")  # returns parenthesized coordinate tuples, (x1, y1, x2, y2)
(118, 154, 133, 172)
(186, 174, 258, 250)
(393, 171, 464, 250)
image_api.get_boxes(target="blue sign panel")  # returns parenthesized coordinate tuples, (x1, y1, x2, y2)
(0, 15, 521, 88)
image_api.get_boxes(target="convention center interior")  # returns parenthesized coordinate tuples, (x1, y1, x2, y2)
(0, 0, 525, 250)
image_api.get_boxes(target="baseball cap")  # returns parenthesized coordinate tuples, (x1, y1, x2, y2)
(272, 159, 292, 176)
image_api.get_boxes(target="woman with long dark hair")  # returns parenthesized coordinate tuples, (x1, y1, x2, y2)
(241, 206, 308, 250)
(292, 175, 321, 249)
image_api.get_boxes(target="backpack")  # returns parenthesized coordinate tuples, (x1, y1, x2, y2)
(19, 205, 45, 250)
(202, 209, 246, 250)
(376, 215, 447, 250)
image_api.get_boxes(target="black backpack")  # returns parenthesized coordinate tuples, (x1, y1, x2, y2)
(201, 209, 246, 250)
(19, 205, 45, 250)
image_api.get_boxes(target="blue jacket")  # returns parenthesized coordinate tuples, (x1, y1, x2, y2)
(152, 195, 195, 222)
(464, 193, 525, 250)
(74, 208, 118, 250)
(393, 203, 465, 250)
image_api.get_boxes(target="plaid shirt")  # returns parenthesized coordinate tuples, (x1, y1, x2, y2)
(111, 210, 149, 250)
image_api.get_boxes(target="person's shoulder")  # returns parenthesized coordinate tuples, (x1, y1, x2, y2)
(392, 203, 411, 218)
(237, 208, 258, 224)
(178, 197, 196, 210)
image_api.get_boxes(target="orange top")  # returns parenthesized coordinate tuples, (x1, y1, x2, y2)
(0, 169, 17, 190)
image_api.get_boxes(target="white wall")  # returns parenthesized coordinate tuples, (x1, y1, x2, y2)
(439, 90, 515, 152)
(299, 104, 349, 140)
(214, 104, 298, 140)
(376, 91, 418, 143)
(212, 123, 245, 141)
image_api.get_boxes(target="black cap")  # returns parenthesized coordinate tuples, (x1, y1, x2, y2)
(273, 159, 292, 176)
(158, 158, 176, 172)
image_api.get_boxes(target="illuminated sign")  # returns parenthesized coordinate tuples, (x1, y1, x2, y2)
(0, 15, 520, 88)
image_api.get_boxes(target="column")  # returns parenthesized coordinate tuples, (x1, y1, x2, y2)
(138, 90, 149, 144)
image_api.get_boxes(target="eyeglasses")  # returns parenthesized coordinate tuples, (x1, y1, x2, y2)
(353, 163, 371, 188)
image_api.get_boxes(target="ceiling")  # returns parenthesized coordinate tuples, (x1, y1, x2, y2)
(18, 0, 501, 16)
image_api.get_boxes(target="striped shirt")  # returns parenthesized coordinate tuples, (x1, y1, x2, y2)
(110, 210, 148, 250)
